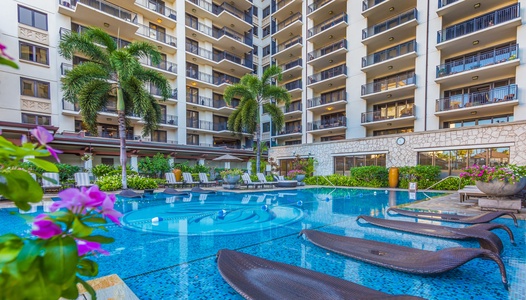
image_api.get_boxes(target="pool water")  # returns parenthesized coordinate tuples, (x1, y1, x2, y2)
(0, 188, 524, 300)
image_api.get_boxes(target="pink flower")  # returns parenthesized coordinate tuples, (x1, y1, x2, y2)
(76, 239, 109, 256)
(52, 186, 109, 212)
(31, 214, 62, 239)
(0, 43, 14, 60)
(98, 195, 122, 225)
(30, 126, 63, 162)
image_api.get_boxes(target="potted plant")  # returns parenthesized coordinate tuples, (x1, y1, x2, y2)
(287, 169, 306, 182)
(220, 169, 243, 184)
(460, 164, 526, 197)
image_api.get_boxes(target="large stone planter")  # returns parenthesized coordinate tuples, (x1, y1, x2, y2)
(223, 175, 241, 184)
(475, 178, 526, 197)
(295, 174, 306, 182)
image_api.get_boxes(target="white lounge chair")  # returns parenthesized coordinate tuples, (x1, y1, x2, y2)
(257, 173, 276, 188)
(242, 173, 263, 189)
(74, 172, 93, 188)
(274, 175, 298, 188)
(183, 172, 199, 187)
(42, 172, 62, 192)
(199, 173, 216, 187)
(165, 172, 183, 187)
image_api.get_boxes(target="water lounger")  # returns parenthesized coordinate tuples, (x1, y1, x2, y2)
(216, 249, 424, 300)
(191, 187, 216, 194)
(300, 230, 508, 288)
(357, 215, 515, 255)
(387, 208, 518, 227)
(163, 188, 190, 196)
(118, 190, 142, 198)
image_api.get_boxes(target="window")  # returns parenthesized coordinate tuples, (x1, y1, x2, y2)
(18, 6, 47, 31)
(253, 26, 259, 37)
(263, 122, 270, 132)
(186, 110, 199, 128)
(20, 78, 50, 99)
(253, 64, 258, 74)
(101, 158, 114, 165)
(443, 115, 514, 128)
(253, 45, 258, 55)
(19, 42, 48, 65)
(373, 126, 414, 136)
(186, 62, 198, 79)
(262, 45, 271, 56)
(333, 154, 386, 175)
(152, 130, 167, 142)
(285, 140, 301, 145)
(262, 6, 271, 18)
(253, 6, 258, 16)
(187, 134, 199, 145)
(262, 25, 271, 38)
(21, 113, 51, 125)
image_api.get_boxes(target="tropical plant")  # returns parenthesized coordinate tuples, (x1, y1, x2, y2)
(91, 164, 116, 178)
(138, 153, 171, 178)
(223, 65, 291, 174)
(398, 165, 441, 189)
(287, 169, 306, 179)
(220, 169, 244, 178)
(460, 164, 526, 184)
(59, 27, 171, 189)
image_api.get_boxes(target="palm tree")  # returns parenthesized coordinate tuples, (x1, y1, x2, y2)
(59, 27, 171, 189)
(224, 65, 291, 173)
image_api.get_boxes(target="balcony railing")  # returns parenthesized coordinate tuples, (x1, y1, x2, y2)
(307, 90, 347, 108)
(308, 39, 347, 61)
(150, 86, 177, 99)
(284, 79, 302, 91)
(187, 119, 214, 130)
(308, 117, 347, 131)
(309, 0, 333, 13)
(61, 63, 72, 75)
(362, 0, 386, 11)
(280, 58, 302, 71)
(97, 132, 135, 140)
(142, 57, 177, 74)
(275, 125, 302, 135)
(438, 0, 459, 8)
(362, 8, 417, 39)
(136, 0, 176, 21)
(63, 99, 80, 111)
(62, 99, 142, 117)
(436, 44, 518, 78)
(361, 74, 416, 95)
(275, 36, 302, 53)
(361, 105, 415, 123)
(362, 40, 416, 67)
(213, 123, 229, 131)
(436, 84, 517, 112)
(276, 12, 301, 31)
(61, 0, 137, 23)
(136, 24, 177, 47)
(437, 4, 520, 43)
(187, 95, 213, 107)
(308, 64, 347, 84)
(308, 13, 347, 37)
(61, 26, 130, 48)
(186, 43, 248, 67)
(186, 17, 251, 46)
(283, 102, 302, 113)
(187, 0, 251, 23)
(160, 114, 178, 125)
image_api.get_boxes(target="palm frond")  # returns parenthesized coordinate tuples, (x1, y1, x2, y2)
(61, 62, 111, 103)
(58, 30, 109, 63)
(76, 80, 112, 134)
(133, 68, 171, 100)
(122, 77, 162, 135)
(125, 41, 163, 65)
(110, 50, 142, 82)
(263, 103, 285, 131)
(260, 65, 283, 85)
(84, 27, 117, 53)
(262, 85, 291, 105)
(224, 83, 254, 105)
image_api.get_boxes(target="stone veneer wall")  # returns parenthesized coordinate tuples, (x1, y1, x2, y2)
(268, 121, 526, 176)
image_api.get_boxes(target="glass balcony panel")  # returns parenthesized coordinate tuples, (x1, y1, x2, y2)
(308, 13, 347, 37)
(307, 116, 347, 131)
(63, 0, 138, 23)
(275, 36, 302, 53)
(362, 74, 416, 95)
(277, 12, 302, 31)
(436, 84, 518, 111)
(284, 79, 302, 90)
(438, 0, 459, 8)
(307, 90, 347, 107)
(308, 65, 347, 84)
(362, 8, 416, 39)
(362, 0, 387, 11)
(361, 104, 414, 123)
(362, 40, 416, 67)
(308, 40, 347, 61)
(136, 0, 176, 20)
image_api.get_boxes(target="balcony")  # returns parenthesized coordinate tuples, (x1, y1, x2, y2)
(436, 44, 519, 87)
(283, 79, 302, 98)
(362, 8, 417, 50)
(186, 0, 252, 33)
(274, 0, 302, 20)
(185, 43, 252, 73)
(437, 0, 506, 19)
(308, 0, 347, 21)
(61, 99, 141, 118)
(273, 36, 302, 62)
(435, 84, 518, 118)
(438, 0, 458, 8)
(436, 4, 521, 52)
(58, 0, 138, 39)
(280, 58, 302, 79)
(187, 119, 214, 131)
(186, 70, 240, 91)
(61, 63, 72, 75)
(308, 64, 347, 91)
(361, 0, 416, 20)
(361, 74, 416, 102)
(213, 123, 229, 132)
(361, 40, 417, 77)
(141, 57, 177, 79)
(187, 95, 214, 110)
(273, 125, 302, 137)
(307, 90, 347, 113)
(272, 12, 302, 41)
(361, 105, 416, 129)
(308, 13, 348, 45)
(159, 114, 178, 126)
(62, 99, 80, 115)
(308, 116, 347, 132)
(135, 0, 176, 28)
(136, 24, 177, 53)
(150, 86, 177, 100)
(282, 101, 303, 115)
(308, 39, 348, 69)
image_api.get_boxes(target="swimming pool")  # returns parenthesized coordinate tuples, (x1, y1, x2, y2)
(0, 188, 524, 299)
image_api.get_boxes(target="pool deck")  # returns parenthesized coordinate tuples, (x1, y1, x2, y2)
(1, 185, 524, 220)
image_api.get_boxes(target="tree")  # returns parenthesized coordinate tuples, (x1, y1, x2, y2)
(223, 66, 291, 172)
(59, 27, 171, 189)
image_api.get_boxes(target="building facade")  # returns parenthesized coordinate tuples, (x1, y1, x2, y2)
(0, 0, 525, 174)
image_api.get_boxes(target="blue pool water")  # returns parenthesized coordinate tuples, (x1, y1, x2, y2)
(1, 188, 524, 300)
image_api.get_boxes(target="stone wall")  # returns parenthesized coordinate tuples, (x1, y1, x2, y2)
(269, 121, 526, 175)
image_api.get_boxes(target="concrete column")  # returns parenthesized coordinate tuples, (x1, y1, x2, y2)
(168, 156, 174, 169)
(130, 155, 138, 172)
(247, 161, 252, 174)
(84, 156, 93, 173)
(198, 158, 205, 165)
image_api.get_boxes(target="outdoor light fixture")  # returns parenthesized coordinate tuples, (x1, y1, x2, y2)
(157, 18, 162, 23)
(329, 10, 333, 15)
(388, 65, 393, 70)
(192, 82, 197, 86)
(329, 35, 333, 39)
(230, 69, 235, 72)
(192, 58, 197, 61)
(387, 94, 392, 98)
(389, 7, 395, 11)
(327, 107, 334, 111)
(192, 8, 196, 13)
(472, 76, 479, 80)
(329, 59, 333, 63)
(472, 40, 480, 45)
(387, 123, 392, 126)
(103, 23, 110, 28)
(471, 111, 478, 115)
(231, 46, 235, 50)
(388, 37, 394, 41)
(230, 24, 235, 28)
(474, 3, 481, 8)
(192, 33, 197, 37)
(328, 83, 333, 87)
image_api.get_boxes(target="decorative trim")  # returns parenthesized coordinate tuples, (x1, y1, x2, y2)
(18, 24, 49, 46)
(20, 98, 52, 113)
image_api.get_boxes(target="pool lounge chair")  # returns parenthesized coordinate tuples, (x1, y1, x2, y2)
(256, 173, 276, 188)
(163, 188, 189, 196)
(357, 215, 515, 254)
(387, 208, 518, 227)
(198, 173, 216, 187)
(74, 172, 93, 188)
(165, 173, 183, 187)
(458, 185, 487, 202)
(42, 172, 62, 192)
(119, 190, 142, 198)
(182, 172, 199, 187)
(191, 186, 216, 194)
(300, 229, 508, 288)
(241, 173, 263, 189)
(216, 249, 425, 300)
(274, 175, 298, 188)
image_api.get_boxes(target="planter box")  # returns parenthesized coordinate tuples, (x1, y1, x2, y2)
(478, 198, 521, 212)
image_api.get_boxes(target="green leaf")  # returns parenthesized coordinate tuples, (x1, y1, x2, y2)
(0, 171, 44, 207)
(80, 235, 114, 244)
(0, 241, 24, 264)
(26, 158, 59, 172)
(72, 218, 93, 238)
(0, 57, 19, 69)
(42, 236, 78, 284)
(82, 216, 108, 224)
(60, 275, 80, 299)
(0, 233, 22, 244)
(77, 258, 99, 277)
(16, 240, 42, 272)
(76, 276, 97, 300)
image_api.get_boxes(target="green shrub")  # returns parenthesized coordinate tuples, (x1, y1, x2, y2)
(127, 175, 158, 190)
(95, 174, 158, 191)
(350, 166, 388, 187)
(138, 153, 171, 178)
(56, 163, 81, 182)
(249, 158, 267, 174)
(107, 165, 137, 177)
(432, 176, 474, 190)
(92, 164, 115, 177)
(95, 175, 122, 191)
(399, 165, 441, 189)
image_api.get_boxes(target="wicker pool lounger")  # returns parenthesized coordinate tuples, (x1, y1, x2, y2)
(357, 215, 514, 255)
(387, 208, 518, 227)
(216, 249, 425, 300)
(300, 230, 508, 288)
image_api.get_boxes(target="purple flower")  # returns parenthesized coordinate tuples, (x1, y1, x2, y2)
(30, 126, 63, 162)
(52, 186, 109, 212)
(0, 43, 14, 60)
(31, 214, 62, 239)
(76, 239, 109, 256)
(98, 195, 122, 225)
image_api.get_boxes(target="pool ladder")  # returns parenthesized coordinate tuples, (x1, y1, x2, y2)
(317, 175, 335, 187)
(421, 175, 461, 200)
